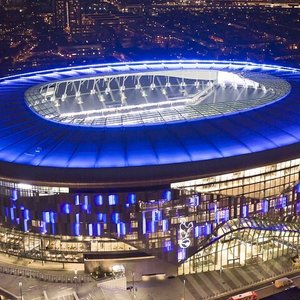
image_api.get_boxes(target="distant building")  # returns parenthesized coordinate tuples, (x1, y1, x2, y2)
(54, 0, 82, 33)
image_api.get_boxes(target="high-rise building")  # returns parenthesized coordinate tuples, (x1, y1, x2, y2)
(54, 0, 81, 33)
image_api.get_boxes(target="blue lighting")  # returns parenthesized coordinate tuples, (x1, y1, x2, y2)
(117, 222, 126, 236)
(297, 202, 300, 213)
(11, 189, 18, 201)
(162, 219, 168, 232)
(152, 210, 162, 222)
(262, 199, 269, 213)
(242, 205, 249, 218)
(24, 220, 28, 232)
(24, 209, 30, 220)
(127, 193, 136, 205)
(43, 211, 50, 223)
(96, 223, 101, 236)
(10, 207, 14, 221)
(112, 213, 120, 224)
(189, 195, 199, 206)
(88, 224, 93, 236)
(75, 195, 80, 205)
(61, 203, 71, 214)
(95, 195, 103, 206)
(163, 190, 172, 201)
(109, 194, 118, 206)
(178, 248, 186, 262)
(164, 240, 172, 252)
(74, 223, 80, 236)
(75, 213, 80, 223)
(82, 196, 91, 213)
(142, 211, 146, 234)
(97, 213, 106, 222)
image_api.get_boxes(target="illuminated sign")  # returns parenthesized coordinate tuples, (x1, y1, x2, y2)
(178, 218, 194, 249)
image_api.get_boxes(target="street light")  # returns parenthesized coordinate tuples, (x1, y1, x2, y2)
(182, 279, 186, 300)
(74, 269, 78, 294)
(132, 271, 136, 299)
(19, 282, 23, 300)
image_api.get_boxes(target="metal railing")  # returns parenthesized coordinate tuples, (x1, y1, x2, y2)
(0, 265, 93, 284)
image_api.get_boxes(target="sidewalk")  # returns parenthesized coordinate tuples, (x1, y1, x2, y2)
(130, 255, 298, 300)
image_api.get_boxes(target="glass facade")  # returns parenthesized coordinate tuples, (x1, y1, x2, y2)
(0, 158, 299, 274)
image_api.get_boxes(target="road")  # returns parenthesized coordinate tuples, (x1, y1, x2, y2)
(255, 274, 300, 299)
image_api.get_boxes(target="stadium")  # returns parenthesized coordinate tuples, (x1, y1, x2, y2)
(0, 60, 300, 279)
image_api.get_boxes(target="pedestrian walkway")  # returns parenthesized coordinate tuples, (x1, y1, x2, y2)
(178, 256, 295, 299)
(131, 255, 298, 300)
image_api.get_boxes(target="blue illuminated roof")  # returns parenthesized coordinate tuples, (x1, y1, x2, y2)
(0, 60, 300, 186)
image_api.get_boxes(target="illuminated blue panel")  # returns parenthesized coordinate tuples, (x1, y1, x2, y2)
(297, 202, 300, 213)
(82, 196, 91, 213)
(224, 209, 229, 221)
(242, 205, 249, 218)
(262, 199, 269, 213)
(43, 211, 50, 223)
(112, 213, 120, 224)
(117, 222, 126, 236)
(97, 213, 106, 222)
(10, 207, 14, 221)
(24, 209, 30, 220)
(205, 223, 211, 235)
(189, 195, 199, 206)
(109, 194, 118, 206)
(178, 248, 186, 262)
(164, 240, 172, 252)
(74, 223, 80, 236)
(95, 195, 103, 206)
(296, 183, 300, 193)
(152, 210, 162, 222)
(146, 221, 156, 233)
(11, 189, 18, 201)
(96, 223, 101, 236)
(75, 195, 80, 205)
(88, 224, 93, 236)
(4, 207, 9, 217)
(50, 212, 56, 224)
(24, 220, 28, 232)
(163, 190, 172, 201)
(75, 213, 80, 223)
(162, 219, 168, 232)
(127, 193, 136, 205)
(276, 196, 287, 209)
(142, 211, 146, 234)
(61, 203, 72, 214)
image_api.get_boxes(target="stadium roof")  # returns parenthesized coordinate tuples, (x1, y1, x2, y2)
(0, 60, 300, 188)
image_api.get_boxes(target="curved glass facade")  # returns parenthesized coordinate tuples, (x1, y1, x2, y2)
(0, 157, 299, 273)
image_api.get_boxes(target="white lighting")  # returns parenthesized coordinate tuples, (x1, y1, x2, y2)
(62, 94, 67, 101)
(99, 95, 105, 102)
(105, 87, 111, 95)
(141, 90, 147, 97)
(165, 82, 171, 88)
(161, 88, 167, 95)
(135, 84, 141, 89)
(90, 89, 96, 95)
(75, 91, 81, 97)
(77, 97, 83, 104)
(17, 183, 33, 190)
(150, 83, 156, 90)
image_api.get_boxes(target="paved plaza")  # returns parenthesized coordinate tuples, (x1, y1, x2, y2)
(0, 255, 298, 300)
